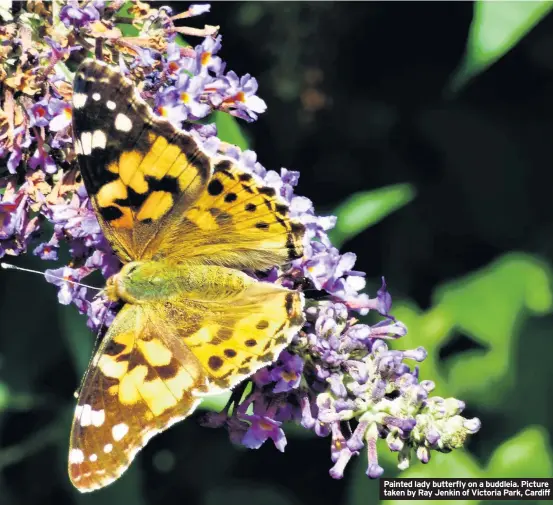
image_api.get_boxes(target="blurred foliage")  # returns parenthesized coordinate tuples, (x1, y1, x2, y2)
(2, 2, 553, 505)
(329, 184, 415, 248)
(449, 0, 553, 92)
(214, 111, 250, 151)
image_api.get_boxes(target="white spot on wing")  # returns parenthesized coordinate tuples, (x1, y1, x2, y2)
(106, 100, 116, 110)
(92, 92, 101, 101)
(89, 453, 98, 462)
(80, 131, 92, 155)
(73, 93, 88, 109)
(114, 113, 132, 132)
(112, 423, 129, 441)
(91, 130, 107, 150)
(80, 404, 92, 426)
(69, 448, 85, 464)
(91, 408, 105, 427)
(103, 443, 113, 453)
(74, 139, 83, 155)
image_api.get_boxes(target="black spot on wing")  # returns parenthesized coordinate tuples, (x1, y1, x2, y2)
(104, 341, 127, 356)
(78, 148, 120, 196)
(98, 205, 123, 221)
(73, 60, 211, 201)
(256, 320, 269, 330)
(275, 335, 287, 345)
(291, 222, 305, 237)
(275, 204, 288, 215)
(145, 175, 180, 195)
(155, 358, 180, 380)
(208, 355, 224, 371)
(207, 179, 224, 196)
(114, 185, 148, 210)
(259, 186, 276, 197)
(285, 292, 295, 316)
(213, 160, 234, 179)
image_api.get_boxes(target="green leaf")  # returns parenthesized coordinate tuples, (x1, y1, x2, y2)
(328, 183, 415, 248)
(214, 111, 249, 150)
(0, 382, 9, 410)
(486, 426, 553, 478)
(198, 391, 231, 412)
(449, 1, 553, 93)
(392, 252, 553, 404)
(434, 253, 552, 405)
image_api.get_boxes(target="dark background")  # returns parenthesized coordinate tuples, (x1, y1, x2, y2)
(1, 2, 553, 504)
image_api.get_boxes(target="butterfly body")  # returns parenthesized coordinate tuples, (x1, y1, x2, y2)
(69, 59, 306, 492)
(106, 261, 256, 303)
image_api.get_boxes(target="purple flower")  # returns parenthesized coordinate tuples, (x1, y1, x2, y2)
(48, 99, 72, 132)
(209, 71, 267, 122)
(59, 0, 100, 28)
(270, 351, 304, 393)
(44, 36, 82, 62)
(86, 296, 115, 332)
(28, 147, 57, 174)
(241, 414, 287, 452)
(4, 126, 32, 174)
(0, 191, 38, 257)
(29, 99, 51, 127)
(33, 240, 59, 261)
(44, 265, 90, 305)
(195, 35, 224, 76)
(49, 195, 101, 241)
(156, 74, 211, 125)
(85, 248, 120, 279)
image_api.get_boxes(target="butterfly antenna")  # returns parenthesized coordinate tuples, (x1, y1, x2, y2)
(1, 262, 102, 291)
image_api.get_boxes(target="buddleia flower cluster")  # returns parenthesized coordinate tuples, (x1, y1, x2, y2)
(0, 0, 480, 479)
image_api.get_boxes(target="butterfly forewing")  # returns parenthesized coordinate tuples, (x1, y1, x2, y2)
(72, 60, 212, 261)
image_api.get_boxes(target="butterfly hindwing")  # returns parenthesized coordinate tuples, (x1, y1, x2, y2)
(70, 279, 304, 491)
(154, 278, 305, 393)
(69, 304, 209, 491)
